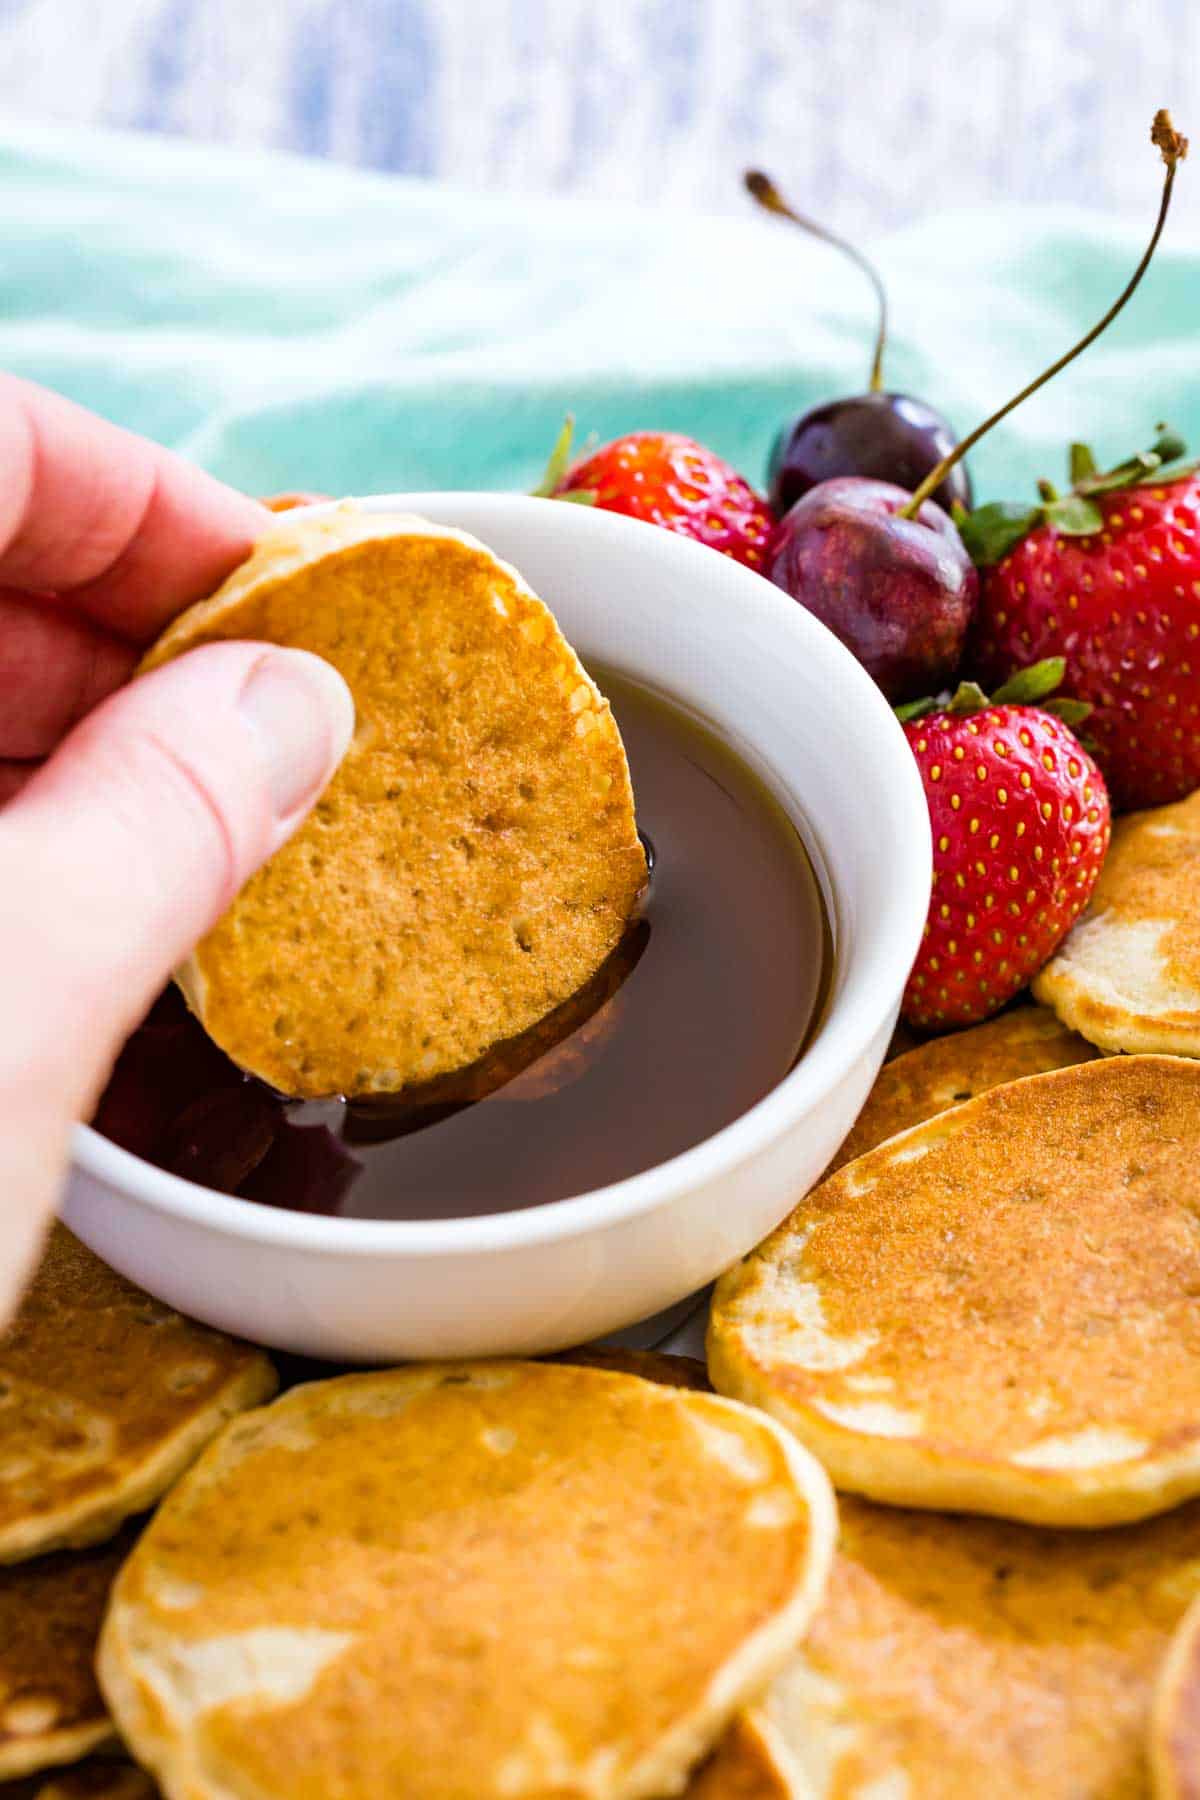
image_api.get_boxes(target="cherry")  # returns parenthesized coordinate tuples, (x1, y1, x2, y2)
(767, 392, 971, 519)
(765, 111, 1186, 703)
(746, 172, 972, 516)
(770, 478, 976, 701)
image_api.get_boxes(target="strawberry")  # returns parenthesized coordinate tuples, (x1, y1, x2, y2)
(964, 432, 1200, 809)
(899, 663, 1111, 1027)
(536, 419, 777, 570)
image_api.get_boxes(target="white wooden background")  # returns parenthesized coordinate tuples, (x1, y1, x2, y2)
(1, 0, 1196, 235)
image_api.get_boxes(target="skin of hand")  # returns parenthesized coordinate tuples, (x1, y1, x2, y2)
(0, 374, 354, 1325)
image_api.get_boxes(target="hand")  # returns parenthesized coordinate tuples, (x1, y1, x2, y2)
(0, 376, 354, 1322)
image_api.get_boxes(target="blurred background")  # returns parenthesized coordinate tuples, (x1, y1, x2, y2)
(0, 0, 1196, 505)
(0, 0, 1196, 233)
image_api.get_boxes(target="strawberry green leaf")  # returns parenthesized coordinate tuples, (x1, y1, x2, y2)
(894, 697, 939, 724)
(552, 488, 597, 506)
(1041, 696, 1093, 726)
(530, 414, 576, 497)
(1148, 456, 1200, 485)
(1043, 493, 1104, 535)
(1069, 442, 1097, 484)
(992, 658, 1066, 705)
(945, 680, 991, 715)
(955, 502, 1043, 568)
(1073, 426, 1193, 497)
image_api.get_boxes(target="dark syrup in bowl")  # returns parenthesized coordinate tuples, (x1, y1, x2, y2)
(93, 672, 831, 1220)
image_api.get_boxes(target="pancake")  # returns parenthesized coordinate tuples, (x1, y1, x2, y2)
(763, 1493, 1200, 1798)
(1151, 1591, 1200, 1799)
(2, 1764, 158, 1799)
(98, 1362, 835, 1800)
(0, 1227, 276, 1561)
(0, 1529, 135, 1779)
(553, 1350, 803, 1798)
(709, 1056, 1200, 1526)
(828, 1004, 1099, 1173)
(1035, 787, 1200, 1056)
(139, 507, 647, 1100)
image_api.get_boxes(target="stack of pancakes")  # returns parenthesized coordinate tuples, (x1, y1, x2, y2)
(14, 1009, 1200, 1798)
(0, 1227, 273, 1796)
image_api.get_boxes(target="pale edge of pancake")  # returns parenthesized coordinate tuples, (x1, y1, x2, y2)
(1149, 1591, 1200, 1800)
(138, 504, 639, 1061)
(0, 1718, 117, 1783)
(0, 1356, 277, 1564)
(95, 1373, 837, 1800)
(708, 1063, 1200, 1530)
(1034, 951, 1200, 1058)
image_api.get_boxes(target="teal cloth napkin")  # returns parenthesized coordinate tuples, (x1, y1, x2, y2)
(1, 119, 1197, 509)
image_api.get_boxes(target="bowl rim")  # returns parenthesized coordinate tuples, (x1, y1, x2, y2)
(72, 492, 931, 1257)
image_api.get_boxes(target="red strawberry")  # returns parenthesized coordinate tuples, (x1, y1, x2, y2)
(967, 440, 1200, 809)
(538, 421, 777, 570)
(900, 665, 1111, 1027)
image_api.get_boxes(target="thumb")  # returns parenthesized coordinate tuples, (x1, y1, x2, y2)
(0, 642, 353, 1305)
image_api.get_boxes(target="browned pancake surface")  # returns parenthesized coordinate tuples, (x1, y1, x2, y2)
(99, 1363, 834, 1800)
(0, 1529, 136, 1779)
(0, 1228, 275, 1561)
(829, 1004, 1098, 1173)
(140, 511, 646, 1099)
(770, 1494, 1200, 1798)
(711, 1057, 1200, 1524)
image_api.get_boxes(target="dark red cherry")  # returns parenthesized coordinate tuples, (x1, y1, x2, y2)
(769, 478, 977, 701)
(768, 392, 973, 518)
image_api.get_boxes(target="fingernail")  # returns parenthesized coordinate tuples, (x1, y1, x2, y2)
(237, 649, 355, 819)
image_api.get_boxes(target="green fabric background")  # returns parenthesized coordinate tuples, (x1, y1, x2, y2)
(1, 119, 1196, 509)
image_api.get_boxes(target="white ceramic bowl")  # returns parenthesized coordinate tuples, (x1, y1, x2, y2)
(65, 493, 931, 1361)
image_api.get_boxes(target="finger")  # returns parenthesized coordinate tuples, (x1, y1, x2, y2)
(0, 373, 268, 641)
(0, 642, 354, 1312)
(0, 588, 137, 757)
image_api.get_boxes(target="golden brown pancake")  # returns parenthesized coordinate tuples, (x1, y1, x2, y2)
(139, 508, 647, 1100)
(0, 1227, 275, 1561)
(710, 1056, 1200, 1526)
(2, 1764, 158, 1799)
(0, 1528, 135, 1780)
(553, 1351, 802, 1799)
(828, 1003, 1099, 1173)
(98, 1362, 835, 1800)
(765, 1493, 1200, 1798)
(1151, 1590, 1200, 1799)
(1035, 787, 1200, 1056)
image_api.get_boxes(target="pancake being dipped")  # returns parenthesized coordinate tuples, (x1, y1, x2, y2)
(139, 508, 647, 1100)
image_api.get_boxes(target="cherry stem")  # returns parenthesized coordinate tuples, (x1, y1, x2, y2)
(899, 109, 1188, 520)
(745, 170, 888, 392)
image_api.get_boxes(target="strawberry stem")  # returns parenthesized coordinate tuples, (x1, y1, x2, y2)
(745, 170, 888, 393)
(899, 109, 1188, 520)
